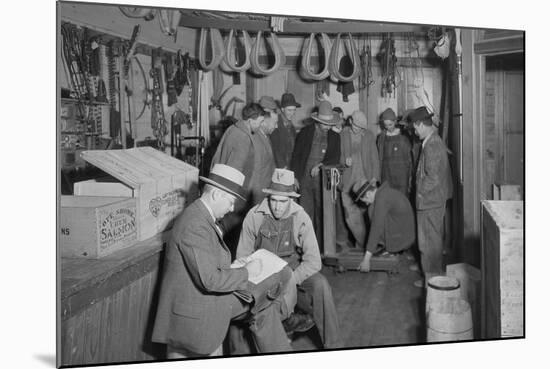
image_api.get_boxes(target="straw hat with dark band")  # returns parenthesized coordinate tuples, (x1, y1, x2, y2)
(199, 164, 246, 201)
(352, 179, 377, 203)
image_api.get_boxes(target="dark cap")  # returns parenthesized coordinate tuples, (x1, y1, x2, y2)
(408, 106, 434, 125)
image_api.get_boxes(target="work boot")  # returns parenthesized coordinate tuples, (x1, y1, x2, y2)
(282, 312, 315, 336)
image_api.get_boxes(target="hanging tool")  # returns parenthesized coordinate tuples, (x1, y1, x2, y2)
(328, 33, 360, 82)
(198, 28, 226, 71)
(150, 47, 168, 151)
(224, 29, 252, 72)
(300, 33, 331, 80)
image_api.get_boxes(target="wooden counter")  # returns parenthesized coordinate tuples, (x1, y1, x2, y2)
(60, 231, 170, 366)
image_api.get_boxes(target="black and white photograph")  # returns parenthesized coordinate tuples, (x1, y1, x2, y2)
(12, 0, 536, 367)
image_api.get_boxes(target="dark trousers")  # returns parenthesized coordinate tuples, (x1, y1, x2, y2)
(228, 273, 342, 352)
(417, 206, 446, 275)
(300, 174, 323, 245)
(228, 295, 291, 354)
(297, 272, 342, 349)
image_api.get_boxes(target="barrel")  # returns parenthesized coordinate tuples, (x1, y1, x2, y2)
(427, 298, 473, 342)
(425, 275, 461, 314)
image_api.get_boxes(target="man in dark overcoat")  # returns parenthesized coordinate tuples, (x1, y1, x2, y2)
(352, 180, 415, 272)
(152, 164, 291, 357)
(410, 106, 453, 287)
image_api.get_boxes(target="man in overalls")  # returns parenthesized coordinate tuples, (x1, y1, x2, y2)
(236, 168, 342, 349)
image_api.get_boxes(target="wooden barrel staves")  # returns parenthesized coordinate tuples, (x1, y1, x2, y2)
(427, 298, 473, 342)
(425, 275, 461, 314)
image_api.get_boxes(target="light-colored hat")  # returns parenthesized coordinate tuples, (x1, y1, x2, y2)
(200, 164, 246, 201)
(311, 101, 340, 125)
(262, 168, 300, 198)
(259, 96, 278, 111)
(351, 110, 368, 130)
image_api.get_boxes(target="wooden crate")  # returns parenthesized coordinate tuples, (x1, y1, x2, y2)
(79, 147, 199, 241)
(492, 183, 522, 200)
(481, 201, 524, 338)
(60, 196, 139, 258)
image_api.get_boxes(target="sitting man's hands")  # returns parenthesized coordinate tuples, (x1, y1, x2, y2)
(245, 258, 263, 278)
(358, 251, 372, 273)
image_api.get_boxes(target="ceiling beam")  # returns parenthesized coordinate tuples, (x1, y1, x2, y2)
(179, 14, 271, 31)
(179, 14, 428, 34)
(283, 21, 428, 34)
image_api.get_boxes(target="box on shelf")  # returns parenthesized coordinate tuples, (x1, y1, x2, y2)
(75, 147, 199, 241)
(60, 196, 139, 258)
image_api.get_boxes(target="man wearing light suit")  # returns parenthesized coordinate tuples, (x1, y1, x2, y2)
(152, 164, 291, 357)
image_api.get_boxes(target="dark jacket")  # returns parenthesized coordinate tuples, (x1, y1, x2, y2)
(290, 119, 341, 185)
(152, 200, 249, 354)
(416, 132, 453, 210)
(376, 130, 412, 194)
(270, 114, 297, 169)
(366, 182, 415, 253)
(340, 126, 380, 191)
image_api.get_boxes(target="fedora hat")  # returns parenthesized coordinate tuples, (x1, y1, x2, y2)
(352, 179, 377, 203)
(407, 106, 434, 124)
(262, 168, 300, 198)
(311, 101, 340, 125)
(280, 93, 301, 108)
(259, 96, 278, 111)
(199, 164, 246, 201)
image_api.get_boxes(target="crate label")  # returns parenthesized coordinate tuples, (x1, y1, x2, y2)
(98, 207, 137, 250)
(148, 189, 184, 217)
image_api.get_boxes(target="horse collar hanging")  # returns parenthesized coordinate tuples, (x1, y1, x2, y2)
(300, 33, 331, 81)
(328, 33, 360, 83)
(250, 31, 286, 76)
(198, 28, 226, 71)
(224, 29, 252, 72)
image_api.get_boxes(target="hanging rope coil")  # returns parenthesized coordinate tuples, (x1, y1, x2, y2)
(224, 29, 252, 72)
(328, 33, 360, 82)
(300, 33, 331, 80)
(198, 28, 226, 71)
(250, 31, 286, 76)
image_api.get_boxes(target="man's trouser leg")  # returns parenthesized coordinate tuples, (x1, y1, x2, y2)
(228, 292, 292, 354)
(300, 175, 323, 243)
(297, 273, 342, 348)
(417, 206, 445, 276)
(341, 189, 367, 248)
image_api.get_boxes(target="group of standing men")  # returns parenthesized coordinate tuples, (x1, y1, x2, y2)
(151, 91, 453, 357)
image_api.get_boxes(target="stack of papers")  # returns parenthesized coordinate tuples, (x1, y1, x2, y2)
(231, 249, 288, 284)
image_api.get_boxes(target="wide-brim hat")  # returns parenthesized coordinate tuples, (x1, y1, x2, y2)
(352, 179, 377, 203)
(280, 93, 301, 108)
(311, 100, 340, 125)
(262, 168, 300, 198)
(199, 164, 246, 201)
